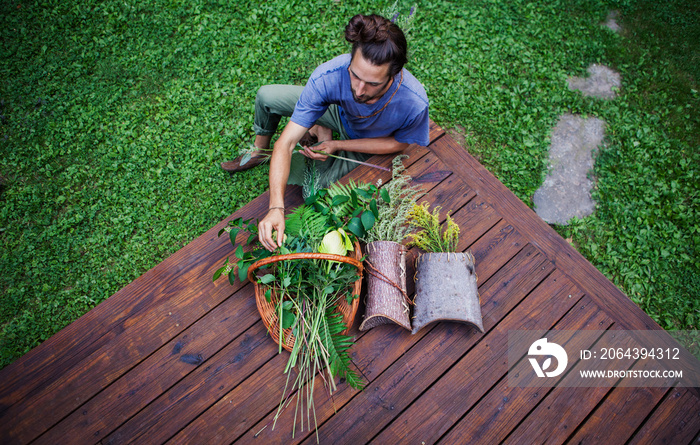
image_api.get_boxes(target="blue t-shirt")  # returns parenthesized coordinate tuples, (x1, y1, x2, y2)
(291, 54, 430, 147)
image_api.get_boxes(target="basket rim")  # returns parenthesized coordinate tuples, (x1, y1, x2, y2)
(247, 245, 363, 283)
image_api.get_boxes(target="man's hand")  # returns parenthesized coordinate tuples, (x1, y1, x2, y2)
(300, 140, 337, 161)
(259, 208, 286, 251)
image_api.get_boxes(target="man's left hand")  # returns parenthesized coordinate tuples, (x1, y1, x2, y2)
(301, 140, 337, 161)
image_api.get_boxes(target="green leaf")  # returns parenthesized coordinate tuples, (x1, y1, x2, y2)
(370, 199, 379, 219)
(281, 308, 295, 329)
(361, 211, 375, 231)
(320, 308, 364, 389)
(380, 188, 391, 203)
(332, 195, 350, 206)
(246, 233, 257, 245)
(259, 273, 276, 284)
(305, 193, 319, 206)
(238, 261, 250, 282)
(347, 216, 365, 238)
(228, 228, 240, 245)
(235, 244, 244, 260)
(229, 270, 237, 285)
(356, 188, 372, 201)
(213, 266, 225, 282)
(346, 293, 359, 305)
(265, 288, 272, 302)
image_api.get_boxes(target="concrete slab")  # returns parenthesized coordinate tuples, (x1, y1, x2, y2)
(533, 114, 605, 225)
(603, 10, 622, 33)
(568, 64, 621, 99)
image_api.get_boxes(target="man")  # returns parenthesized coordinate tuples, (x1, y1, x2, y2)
(222, 14, 429, 251)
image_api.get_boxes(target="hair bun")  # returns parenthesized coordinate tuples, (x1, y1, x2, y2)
(345, 14, 390, 44)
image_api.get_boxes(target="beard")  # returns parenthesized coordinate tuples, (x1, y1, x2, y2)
(351, 88, 375, 104)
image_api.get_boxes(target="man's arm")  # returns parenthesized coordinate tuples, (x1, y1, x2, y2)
(300, 137, 408, 161)
(258, 121, 308, 251)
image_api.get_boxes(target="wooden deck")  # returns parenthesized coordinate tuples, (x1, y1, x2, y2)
(1, 122, 699, 444)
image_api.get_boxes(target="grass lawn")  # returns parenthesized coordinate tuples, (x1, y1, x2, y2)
(0, 0, 697, 369)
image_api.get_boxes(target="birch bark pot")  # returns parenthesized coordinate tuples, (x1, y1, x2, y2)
(412, 251, 484, 334)
(359, 241, 411, 331)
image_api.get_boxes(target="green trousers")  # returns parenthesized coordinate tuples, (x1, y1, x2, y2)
(254, 84, 371, 191)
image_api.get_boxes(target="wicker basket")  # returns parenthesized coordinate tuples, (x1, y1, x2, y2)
(247, 242, 363, 351)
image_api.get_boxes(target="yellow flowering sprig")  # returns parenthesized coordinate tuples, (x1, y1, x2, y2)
(406, 202, 460, 252)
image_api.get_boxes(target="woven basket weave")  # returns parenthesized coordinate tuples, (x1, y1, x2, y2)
(247, 242, 363, 352)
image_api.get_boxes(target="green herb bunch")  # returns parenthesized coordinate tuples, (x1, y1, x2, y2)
(406, 202, 460, 252)
(362, 155, 422, 244)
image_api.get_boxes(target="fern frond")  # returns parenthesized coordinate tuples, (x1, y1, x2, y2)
(284, 205, 310, 237)
(327, 179, 373, 221)
(320, 307, 364, 390)
(285, 204, 329, 245)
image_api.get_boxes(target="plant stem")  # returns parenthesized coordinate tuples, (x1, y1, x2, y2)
(297, 148, 391, 172)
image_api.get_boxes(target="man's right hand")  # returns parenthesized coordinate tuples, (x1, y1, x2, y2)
(259, 208, 285, 251)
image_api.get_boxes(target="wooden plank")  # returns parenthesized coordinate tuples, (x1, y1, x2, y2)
(103, 321, 279, 445)
(428, 125, 662, 332)
(34, 283, 262, 445)
(434, 296, 613, 444)
(565, 372, 671, 444)
(502, 328, 642, 444)
(339, 118, 443, 187)
(428, 119, 446, 144)
(626, 388, 700, 445)
(341, 143, 430, 187)
(399, 148, 474, 207)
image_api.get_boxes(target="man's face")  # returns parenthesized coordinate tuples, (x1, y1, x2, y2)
(348, 52, 392, 105)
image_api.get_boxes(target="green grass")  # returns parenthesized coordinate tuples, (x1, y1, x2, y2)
(558, 0, 699, 330)
(0, 0, 697, 369)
